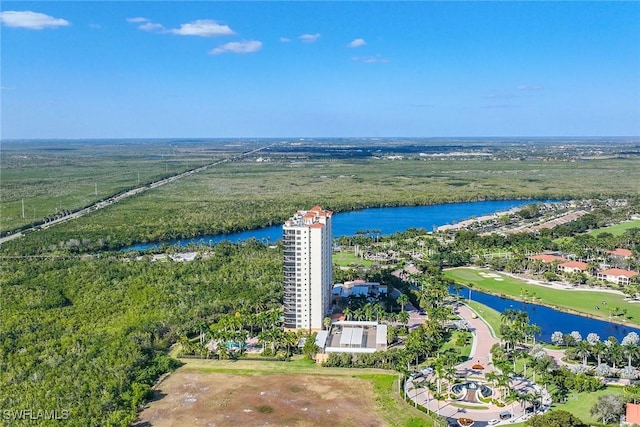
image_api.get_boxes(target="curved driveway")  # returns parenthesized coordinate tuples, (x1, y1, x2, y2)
(405, 303, 549, 426)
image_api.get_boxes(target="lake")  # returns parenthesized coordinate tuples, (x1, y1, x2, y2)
(125, 199, 538, 250)
(453, 285, 640, 343)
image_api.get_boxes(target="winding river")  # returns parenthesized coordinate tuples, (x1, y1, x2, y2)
(126, 199, 536, 251)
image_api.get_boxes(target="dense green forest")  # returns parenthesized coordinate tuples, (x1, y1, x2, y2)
(0, 240, 282, 426)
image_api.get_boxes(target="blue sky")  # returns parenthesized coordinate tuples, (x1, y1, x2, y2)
(2, 1, 639, 139)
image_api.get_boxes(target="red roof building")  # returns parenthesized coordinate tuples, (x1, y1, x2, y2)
(558, 261, 589, 274)
(597, 268, 639, 286)
(607, 248, 634, 258)
(528, 254, 566, 263)
(626, 403, 640, 425)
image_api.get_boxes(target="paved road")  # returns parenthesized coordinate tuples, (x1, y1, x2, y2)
(0, 145, 272, 246)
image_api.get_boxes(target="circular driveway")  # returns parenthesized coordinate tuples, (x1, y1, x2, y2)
(405, 303, 550, 426)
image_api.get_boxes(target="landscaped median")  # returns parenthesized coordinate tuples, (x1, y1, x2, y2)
(444, 267, 640, 327)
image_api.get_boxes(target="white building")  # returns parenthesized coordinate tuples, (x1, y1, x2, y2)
(317, 321, 388, 354)
(283, 206, 333, 331)
(597, 268, 639, 286)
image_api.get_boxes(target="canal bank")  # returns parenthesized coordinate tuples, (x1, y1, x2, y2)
(446, 282, 640, 343)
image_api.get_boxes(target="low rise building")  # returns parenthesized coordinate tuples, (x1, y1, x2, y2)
(528, 254, 565, 263)
(332, 280, 387, 299)
(606, 248, 634, 259)
(597, 268, 639, 286)
(318, 321, 388, 354)
(557, 260, 589, 274)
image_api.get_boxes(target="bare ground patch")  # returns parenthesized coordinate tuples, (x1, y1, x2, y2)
(135, 369, 386, 427)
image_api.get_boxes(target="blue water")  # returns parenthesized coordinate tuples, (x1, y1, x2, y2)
(125, 199, 537, 251)
(452, 285, 640, 343)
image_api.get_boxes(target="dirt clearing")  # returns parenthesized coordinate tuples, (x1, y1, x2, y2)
(135, 369, 387, 427)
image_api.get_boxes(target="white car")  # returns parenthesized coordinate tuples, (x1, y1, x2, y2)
(488, 419, 499, 425)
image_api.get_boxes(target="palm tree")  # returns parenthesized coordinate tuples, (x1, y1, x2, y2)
(373, 303, 385, 322)
(363, 303, 374, 321)
(519, 392, 535, 412)
(507, 390, 519, 417)
(282, 331, 298, 356)
(397, 310, 410, 326)
(605, 341, 624, 369)
(257, 330, 269, 353)
(397, 293, 409, 312)
(342, 306, 352, 321)
(592, 341, 607, 365)
(624, 343, 640, 369)
(497, 373, 511, 401)
(485, 371, 499, 389)
(532, 355, 553, 388)
(524, 324, 541, 345)
(577, 340, 592, 366)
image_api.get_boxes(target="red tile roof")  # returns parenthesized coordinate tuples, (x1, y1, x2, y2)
(598, 268, 639, 279)
(559, 261, 588, 270)
(627, 403, 640, 424)
(529, 254, 565, 263)
(606, 248, 633, 258)
(309, 223, 325, 229)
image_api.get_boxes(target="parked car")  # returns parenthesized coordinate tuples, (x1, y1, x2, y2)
(488, 419, 499, 425)
(499, 411, 512, 420)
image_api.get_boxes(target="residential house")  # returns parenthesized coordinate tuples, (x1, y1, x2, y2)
(606, 248, 634, 259)
(528, 254, 566, 263)
(558, 261, 589, 274)
(597, 268, 639, 286)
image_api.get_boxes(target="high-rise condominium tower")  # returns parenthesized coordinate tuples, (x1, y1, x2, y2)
(282, 206, 333, 330)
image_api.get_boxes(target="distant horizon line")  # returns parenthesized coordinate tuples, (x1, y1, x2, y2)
(2, 135, 639, 142)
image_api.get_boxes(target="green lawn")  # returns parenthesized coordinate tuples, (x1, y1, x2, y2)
(333, 250, 375, 267)
(551, 386, 626, 426)
(441, 330, 473, 361)
(444, 268, 640, 326)
(589, 219, 640, 236)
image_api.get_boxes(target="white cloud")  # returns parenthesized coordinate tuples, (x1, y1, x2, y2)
(279, 37, 292, 43)
(127, 18, 234, 37)
(170, 20, 234, 37)
(348, 38, 366, 48)
(126, 17, 165, 32)
(351, 54, 389, 64)
(126, 17, 148, 24)
(517, 84, 543, 91)
(139, 22, 165, 32)
(209, 40, 262, 55)
(0, 11, 69, 30)
(299, 33, 320, 43)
